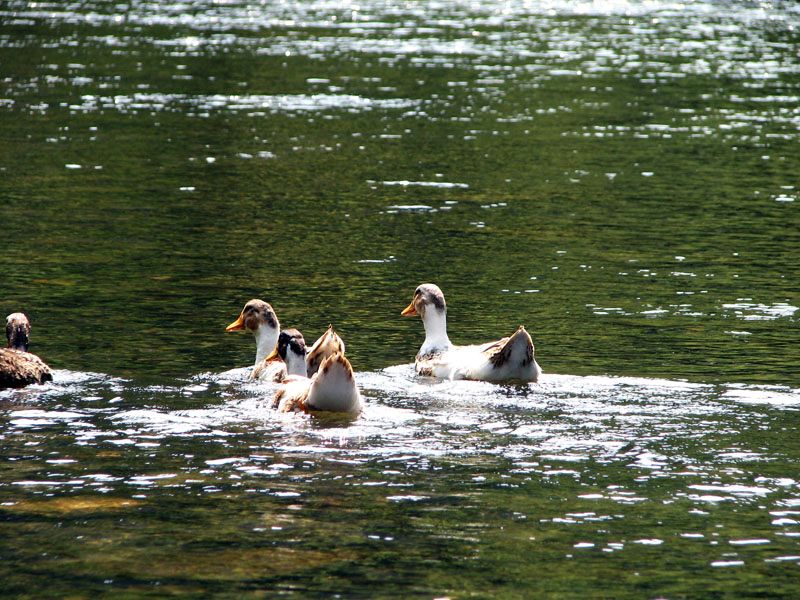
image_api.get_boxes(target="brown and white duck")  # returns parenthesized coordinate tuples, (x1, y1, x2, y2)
(0, 312, 53, 389)
(401, 283, 542, 383)
(273, 351, 362, 414)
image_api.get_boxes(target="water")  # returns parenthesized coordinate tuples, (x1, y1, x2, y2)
(2, 0, 800, 596)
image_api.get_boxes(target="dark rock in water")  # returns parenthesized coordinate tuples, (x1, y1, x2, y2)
(0, 348, 53, 389)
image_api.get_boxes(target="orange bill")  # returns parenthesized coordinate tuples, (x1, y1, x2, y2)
(226, 314, 245, 331)
(264, 347, 280, 362)
(401, 302, 417, 316)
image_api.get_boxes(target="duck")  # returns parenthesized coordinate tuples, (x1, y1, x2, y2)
(252, 328, 307, 382)
(1, 313, 53, 390)
(305, 324, 345, 377)
(401, 283, 542, 383)
(273, 352, 362, 414)
(226, 299, 281, 374)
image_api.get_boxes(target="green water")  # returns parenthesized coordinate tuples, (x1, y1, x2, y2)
(2, 1, 800, 597)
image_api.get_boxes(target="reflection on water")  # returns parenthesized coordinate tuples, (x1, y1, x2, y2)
(71, 93, 421, 115)
(3, 368, 800, 595)
(2, 0, 800, 596)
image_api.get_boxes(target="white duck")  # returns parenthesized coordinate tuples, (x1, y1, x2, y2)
(253, 328, 308, 382)
(226, 299, 280, 373)
(1, 313, 53, 389)
(401, 283, 542, 383)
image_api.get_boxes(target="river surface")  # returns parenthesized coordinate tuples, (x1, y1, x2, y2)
(2, 0, 800, 597)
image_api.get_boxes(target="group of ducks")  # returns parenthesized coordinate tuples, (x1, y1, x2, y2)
(2, 284, 543, 415)
(225, 299, 363, 413)
(223, 283, 542, 414)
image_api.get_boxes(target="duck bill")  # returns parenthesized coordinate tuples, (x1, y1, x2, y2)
(226, 314, 246, 331)
(264, 347, 280, 362)
(400, 302, 417, 317)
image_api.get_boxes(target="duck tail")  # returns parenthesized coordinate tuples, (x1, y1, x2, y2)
(489, 326, 534, 369)
(306, 353, 361, 413)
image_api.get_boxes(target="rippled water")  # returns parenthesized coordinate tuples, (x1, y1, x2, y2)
(2, 0, 800, 596)
(4, 367, 800, 596)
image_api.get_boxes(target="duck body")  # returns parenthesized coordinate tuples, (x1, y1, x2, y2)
(402, 284, 542, 383)
(273, 352, 362, 414)
(415, 326, 541, 382)
(1, 313, 53, 390)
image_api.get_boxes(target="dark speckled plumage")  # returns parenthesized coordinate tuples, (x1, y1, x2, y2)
(252, 328, 307, 382)
(487, 326, 534, 368)
(240, 299, 277, 331)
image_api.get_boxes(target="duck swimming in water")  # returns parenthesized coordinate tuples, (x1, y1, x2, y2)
(273, 351, 362, 414)
(401, 283, 542, 383)
(253, 328, 307, 382)
(0, 313, 53, 389)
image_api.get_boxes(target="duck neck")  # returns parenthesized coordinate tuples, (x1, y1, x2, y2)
(284, 350, 307, 377)
(420, 310, 451, 356)
(253, 327, 278, 365)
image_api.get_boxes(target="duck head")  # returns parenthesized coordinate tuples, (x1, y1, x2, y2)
(401, 283, 447, 319)
(264, 328, 307, 377)
(401, 283, 450, 352)
(226, 299, 280, 364)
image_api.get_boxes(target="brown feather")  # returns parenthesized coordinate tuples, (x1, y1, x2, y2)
(485, 327, 534, 368)
(272, 375, 311, 412)
(280, 394, 309, 413)
(306, 325, 345, 377)
(252, 359, 286, 382)
(482, 336, 511, 367)
(271, 387, 284, 410)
